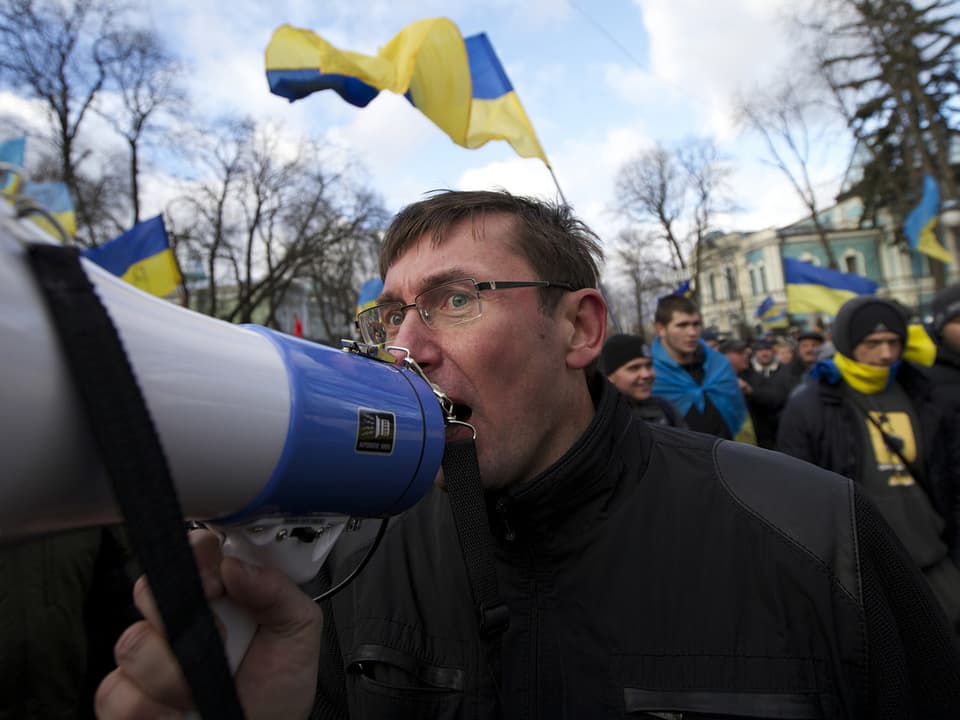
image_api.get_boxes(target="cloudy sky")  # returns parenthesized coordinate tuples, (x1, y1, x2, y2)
(144, 1, 853, 234)
(6, 0, 854, 254)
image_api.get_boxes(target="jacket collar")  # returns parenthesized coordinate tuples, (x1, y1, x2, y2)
(486, 375, 648, 547)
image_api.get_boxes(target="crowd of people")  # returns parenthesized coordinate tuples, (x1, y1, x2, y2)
(9, 190, 960, 718)
(604, 284, 960, 643)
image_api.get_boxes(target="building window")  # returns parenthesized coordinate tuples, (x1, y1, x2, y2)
(706, 272, 716, 304)
(749, 268, 758, 296)
(758, 264, 768, 293)
(842, 250, 865, 276)
(725, 266, 738, 300)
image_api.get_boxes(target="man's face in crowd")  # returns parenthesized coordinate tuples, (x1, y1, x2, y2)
(797, 338, 822, 364)
(943, 318, 960, 354)
(853, 331, 903, 367)
(656, 311, 702, 362)
(382, 214, 602, 491)
(776, 344, 794, 365)
(724, 348, 750, 374)
(754, 347, 774, 366)
(608, 357, 655, 402)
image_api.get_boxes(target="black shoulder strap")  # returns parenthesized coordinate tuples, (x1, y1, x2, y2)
(26, 244, 244, 720)
(442, 439, 508, 699)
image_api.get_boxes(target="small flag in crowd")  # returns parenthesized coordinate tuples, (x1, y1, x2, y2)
(783, 257, 877, 315)
(82, 215, 181, 297)
(20, 180, 77, 238)
(265, 18, 549, 165)
(356, 277, 384, 316)
(903, 175, 954, 264)
(0, 135, 25, 195)
(755, 295, 788, 328)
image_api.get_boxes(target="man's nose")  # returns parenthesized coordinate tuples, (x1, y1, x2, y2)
(391, 308, 435, 362)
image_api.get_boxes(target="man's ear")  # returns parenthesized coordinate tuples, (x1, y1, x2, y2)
(654, 322, 665, 339)
(561, 289, 606, 370)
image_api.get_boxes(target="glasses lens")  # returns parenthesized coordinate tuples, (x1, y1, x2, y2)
(418, 280, 481, 328)
(359, 303, 404, 345)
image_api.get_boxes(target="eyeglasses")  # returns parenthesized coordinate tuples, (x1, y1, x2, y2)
(355, 278, 576, 346)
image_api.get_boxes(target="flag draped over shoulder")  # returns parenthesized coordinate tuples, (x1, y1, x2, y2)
(0, 135, 25, 195)
(904, 175, 954, 264)
(20, 180, 76, 238)
(783, 258, 877, 315)
(264, 18, 548, 165)
(82, 215, 181, 297)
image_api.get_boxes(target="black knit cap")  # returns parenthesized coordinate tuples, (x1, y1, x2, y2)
(600, 334, 649, 375)
(832, 296, 907, 357)
(931, 283, 960, 335)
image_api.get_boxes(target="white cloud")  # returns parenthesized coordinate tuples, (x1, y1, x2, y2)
(633, 0, 796, 137)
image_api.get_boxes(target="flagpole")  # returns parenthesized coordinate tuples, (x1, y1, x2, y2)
(545, 161, 624, 334)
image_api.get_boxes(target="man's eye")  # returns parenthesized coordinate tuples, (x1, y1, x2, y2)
(385, 311, 405, 327)
(448, 292, 471, 309)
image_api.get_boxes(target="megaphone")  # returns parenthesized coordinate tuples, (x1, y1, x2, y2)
(0, 199, 448, 562)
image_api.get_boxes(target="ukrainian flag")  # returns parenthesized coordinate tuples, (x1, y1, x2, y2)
(755, 295, 788, 328)
(20, 180, 77, 239)
(904, 175, 954, 264)
(356, 277, 384, 316)
(265, 18, 548, 165)
(83, 215, 181, 297)
(783, 258, 878, 315)
(0, 135, 25, 195)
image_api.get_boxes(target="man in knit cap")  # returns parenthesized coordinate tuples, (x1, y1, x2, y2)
(778, 296, 960, 635)
(600, 334, 685, 427)
(928, 282, 960, 422)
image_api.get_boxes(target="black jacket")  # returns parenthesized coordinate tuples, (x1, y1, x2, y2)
(313, 378, 960, 719)
(777, 361, 960, 567)
(927, 343, 960, 421)
(742, 363, 788, 449)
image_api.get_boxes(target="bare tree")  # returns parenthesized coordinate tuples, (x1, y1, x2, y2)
(608, 227, 675, 333)
(738, 80, 841, 268)
(614, 142, 686, 269)
(614, 137, 734, 302)
(0, 0, 118, 237)
(97, 27, 186, 224)
(679, 138, 739, 283)
(169, 117, 388, 329)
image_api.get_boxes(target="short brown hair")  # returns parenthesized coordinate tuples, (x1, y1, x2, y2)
(379, 190, 603, 311)
(655, 295, 699, 326)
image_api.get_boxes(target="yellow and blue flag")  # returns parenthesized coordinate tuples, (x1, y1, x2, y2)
(904, 175, 953, 264)
(755, 295, 788, 328)
(82, 215, 181, 297)
(20, 180, 77, 238)
(265, 18, 548, 165)
(783, 258, 877, 315)
(0, 135, 25, 195)
(356, 277, 384, 316)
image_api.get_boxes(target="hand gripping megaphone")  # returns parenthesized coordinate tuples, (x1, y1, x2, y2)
(0, 201, 451, 675)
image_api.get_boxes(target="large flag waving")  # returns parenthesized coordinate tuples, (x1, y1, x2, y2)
(82, 215, 181, 297)
(903, 175, 954, 264)
(783, 258, 877, 315)
(265, 18, 549, 165)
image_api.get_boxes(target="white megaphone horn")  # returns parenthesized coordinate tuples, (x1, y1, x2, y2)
(0, 203, 447, 542)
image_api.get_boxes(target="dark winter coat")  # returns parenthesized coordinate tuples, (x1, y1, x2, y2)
(777, 361, 960, 566)
(311, 378, 960, 719)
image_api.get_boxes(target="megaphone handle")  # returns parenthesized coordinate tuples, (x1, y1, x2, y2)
(211, 594, 257, 673)
(183, 551, 258, 720)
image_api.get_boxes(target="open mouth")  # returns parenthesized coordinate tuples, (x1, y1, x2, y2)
(450, 403, 473, 423)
